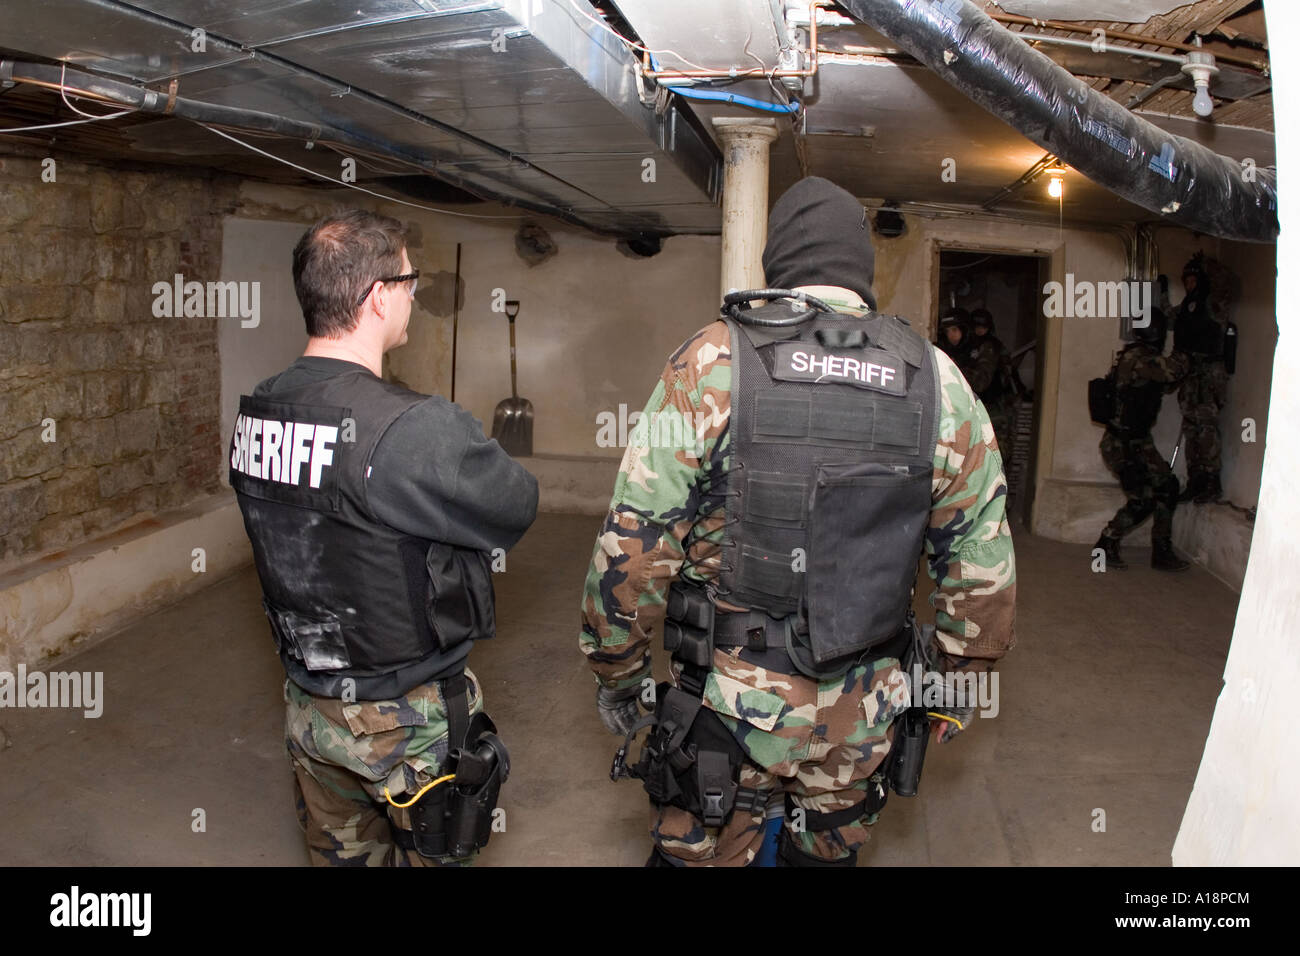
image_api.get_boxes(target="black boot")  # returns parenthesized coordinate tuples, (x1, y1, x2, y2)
(1094, 533, 1127, 571)
(1152, 539, 1190, 572)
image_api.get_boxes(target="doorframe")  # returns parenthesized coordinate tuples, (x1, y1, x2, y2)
(928, 237, 1064, 530)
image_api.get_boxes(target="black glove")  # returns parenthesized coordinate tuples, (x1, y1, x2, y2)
(926, 703, 975, 743)
(596, 684, 642, 736)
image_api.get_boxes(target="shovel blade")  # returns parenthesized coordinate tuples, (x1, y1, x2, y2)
(491, 397, 534, 457)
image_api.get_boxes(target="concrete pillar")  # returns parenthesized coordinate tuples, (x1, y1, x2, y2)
(711, 117, 779, 300)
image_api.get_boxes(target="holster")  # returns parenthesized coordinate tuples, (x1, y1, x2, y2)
(886, 619, 932, 798)
(406, 677, 510, 859)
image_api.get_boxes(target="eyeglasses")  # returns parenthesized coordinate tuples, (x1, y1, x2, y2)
(356, 270, 419, 307)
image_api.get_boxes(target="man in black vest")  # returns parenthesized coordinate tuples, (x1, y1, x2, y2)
(230, 210, 538, 865)
(581, 178, 1016, 866)
(1093, 308, 1190, 572)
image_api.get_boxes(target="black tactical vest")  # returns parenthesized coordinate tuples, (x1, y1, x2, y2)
(229, 366, 493, 700)
(1173, 298, 1223, 357)
(714, 305, 940, 677)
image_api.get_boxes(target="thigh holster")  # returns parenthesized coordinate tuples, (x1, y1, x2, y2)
(612, 683, 766, 829)
(404, 676, 510, 860)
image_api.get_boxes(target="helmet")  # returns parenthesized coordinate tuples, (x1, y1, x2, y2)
(937, 308, 970, 350)
(1181, 254, 1210, 297)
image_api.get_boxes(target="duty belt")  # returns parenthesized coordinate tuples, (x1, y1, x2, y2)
(709, 610, 915, 674)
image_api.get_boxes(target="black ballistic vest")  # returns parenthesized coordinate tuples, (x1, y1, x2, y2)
(229, 367, 492, 700)
(1173, 298, 1224, 357)
(715, 306, 940, 677)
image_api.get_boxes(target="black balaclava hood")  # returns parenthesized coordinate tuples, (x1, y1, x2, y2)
(762, 177, 877, 310)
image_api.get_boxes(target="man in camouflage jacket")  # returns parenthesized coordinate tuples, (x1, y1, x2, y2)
(578, 178, 1016, 866)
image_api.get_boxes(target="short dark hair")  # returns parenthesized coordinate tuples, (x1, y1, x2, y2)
(292, 210, 407, 337)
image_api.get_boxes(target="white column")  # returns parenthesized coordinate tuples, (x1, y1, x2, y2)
(711, 117, 779, 301)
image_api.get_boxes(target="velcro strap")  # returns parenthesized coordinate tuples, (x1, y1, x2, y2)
(732, 787, 773, 814)
(440, 673, 470, 752)
(786, 793, 870, 831)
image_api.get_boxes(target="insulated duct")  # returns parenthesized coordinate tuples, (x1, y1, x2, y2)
(836, 0, 1278, 243)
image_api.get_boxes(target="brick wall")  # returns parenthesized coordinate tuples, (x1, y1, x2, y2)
(0, 152, 239, 568)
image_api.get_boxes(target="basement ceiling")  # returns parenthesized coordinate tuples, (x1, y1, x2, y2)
(0, 0, 1276, 237)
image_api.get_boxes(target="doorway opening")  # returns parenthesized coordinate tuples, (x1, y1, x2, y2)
(935, 248, 1048, 526)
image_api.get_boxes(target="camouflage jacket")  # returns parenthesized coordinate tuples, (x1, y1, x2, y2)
(1115, 342, 1189, 389)
(579, 286, 1017, 691)
(1108, 342, 1190, 436)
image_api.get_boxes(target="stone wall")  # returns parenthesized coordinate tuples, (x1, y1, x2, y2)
(0, 151, 238, 571)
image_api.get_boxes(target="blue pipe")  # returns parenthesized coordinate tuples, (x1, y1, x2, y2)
(668, 85, 800, 114)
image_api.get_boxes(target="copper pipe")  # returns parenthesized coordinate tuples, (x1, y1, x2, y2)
(642, 0, 825, 79)
(987, 10, 1267, 72)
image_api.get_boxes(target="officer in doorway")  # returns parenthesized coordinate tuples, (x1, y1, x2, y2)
(580, 178, 1016, 866)
(229, 210, 538, 865)
(936, 306, 972, 371)
(966, 307, 1015, 456)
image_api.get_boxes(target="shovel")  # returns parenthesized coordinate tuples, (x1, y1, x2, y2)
(491, 299, 533, 456)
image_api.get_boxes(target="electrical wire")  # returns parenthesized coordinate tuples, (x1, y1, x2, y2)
(940, 254, 996, 270)
(58, 62, 136, 120)
(0, 116, 121, 134)
(0, 62, 139, 133)
(666, 86, 799, 113)
(201, 124, 528, 220)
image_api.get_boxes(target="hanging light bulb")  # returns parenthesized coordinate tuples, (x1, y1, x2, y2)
(1181, 45, 1219, 119)
(1044, 165, 1068, 199)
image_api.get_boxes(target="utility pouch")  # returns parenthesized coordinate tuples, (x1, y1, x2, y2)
(1088, 372, 1117, 426)
(620, 683, 749, 828)
(426, 544, 496, 651)
(262, 598, 351, 671)
(663, 582, 715, 669)
(805, 461, 930, 666)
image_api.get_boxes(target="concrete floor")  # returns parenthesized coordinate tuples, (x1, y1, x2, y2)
(0, 512, 1239, 866)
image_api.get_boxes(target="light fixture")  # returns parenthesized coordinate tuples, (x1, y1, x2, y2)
(1045, 165, 1068, 199)
(1181, 39, 1220, 119)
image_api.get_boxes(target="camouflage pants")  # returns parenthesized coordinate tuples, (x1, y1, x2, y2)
(653, 650, 903, 866)
(1099, 432, 1179, 541)
(1178, 360, 1228, 479)
(284, 670, 484, 867)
